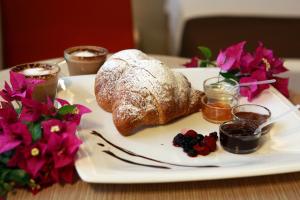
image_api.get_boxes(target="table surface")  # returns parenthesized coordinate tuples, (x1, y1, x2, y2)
(2, 55, 300, 200)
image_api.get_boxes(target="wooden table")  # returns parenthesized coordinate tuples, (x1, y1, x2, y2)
(2, 55, 300, 200)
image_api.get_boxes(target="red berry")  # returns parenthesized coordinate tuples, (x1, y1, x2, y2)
(184, 129, 197, 138)
(193, 144, 210, 155)
(202, 136, 217, 151)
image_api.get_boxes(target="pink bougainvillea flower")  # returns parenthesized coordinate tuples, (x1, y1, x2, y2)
(62, 105, 92, 125)
(0, 129, 21, 154)
(0, 121, 32, 153)
(8, 72, 43, 100)
(41, 119, 65, 137)
(184, 56, 199, 68)
(239, 69, 270, 101)
(272, 76, 289, 98)
(8, 142, 48, 177)
(55, 98, 70, 106)
(41, 120, 81, 174)
(41, 97, 57, 117)
(0, 82, 14, 102)
(50, 165, 76, 183)
(20, 98, 44, 122)
(239, 52, 255, 74)
(0, 101, 18, 123)
(216, 41, 246, 71)
(252, 42, 288, 74)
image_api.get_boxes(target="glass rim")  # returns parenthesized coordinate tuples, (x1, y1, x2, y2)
(203, 76, 239, 87)
(10, 62, 60, 78)
(64, 45, 108, 61)
(231, 104, 271, 118)
(219, 120, 261, 138)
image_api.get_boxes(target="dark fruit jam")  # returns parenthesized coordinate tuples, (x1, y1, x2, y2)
(235, 111, 268, 122)
(234, 111, 271, 134)
(219, 122, 260, 154)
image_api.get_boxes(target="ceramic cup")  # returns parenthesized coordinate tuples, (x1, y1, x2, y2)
(64, 45, 108, 75)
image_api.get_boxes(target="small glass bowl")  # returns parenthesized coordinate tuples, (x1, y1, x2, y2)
(232, 104, 272, 135)
(201, 94, 238, 124)
(203, 76, 239, 98)
(219, 120, 261, 154)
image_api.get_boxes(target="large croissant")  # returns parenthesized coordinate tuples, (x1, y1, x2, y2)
(94, 49, 204, 136)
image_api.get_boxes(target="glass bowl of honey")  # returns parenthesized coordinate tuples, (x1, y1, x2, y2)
(203, 76, 239, 98)
(201, 94, 238, 124)
(232, 104, 272, 135)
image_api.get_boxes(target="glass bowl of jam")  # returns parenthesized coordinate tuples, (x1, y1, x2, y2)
(203, 76, 239, 99)
(232, 104, 272, 135)
(219, 120, 261, 154)
(201, 94, 238, 124)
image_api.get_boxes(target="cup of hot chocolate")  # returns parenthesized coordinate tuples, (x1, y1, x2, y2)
(11, 63, 60, 102)
(64, 45, 108, 75)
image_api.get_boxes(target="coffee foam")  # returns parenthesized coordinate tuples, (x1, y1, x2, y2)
(72, 50, 97, 57)
(21, 66, 59, 76)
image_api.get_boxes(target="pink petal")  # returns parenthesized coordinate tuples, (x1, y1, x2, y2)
(184, 57, 199, 68)
(239, 77, 258, 101)
(10, 122, 32, 145)
(0, 134, 21, 153)
(9, 71, 26, 91)
(76, 104, 92, 115)
(27, 157, 46, 177)
(272, 77, 289, 98)
(55, 98, 70, 106)
(53, 153, 73, 169)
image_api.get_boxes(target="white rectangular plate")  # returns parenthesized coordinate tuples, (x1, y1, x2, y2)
(57, 68, 300, 183)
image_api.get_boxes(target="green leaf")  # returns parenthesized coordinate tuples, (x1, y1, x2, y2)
(0, 151, 13, 165)
(28, 122, 42, 142)
(6, 169, 29, 185)
(58, 105, 76, 115)
(200, 60, 208, 68)
(197, 46, 212, 59)
(219, 72, 239, 81)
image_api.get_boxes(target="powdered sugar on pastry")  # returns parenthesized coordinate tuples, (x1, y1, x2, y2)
(94, 49, 204, 135)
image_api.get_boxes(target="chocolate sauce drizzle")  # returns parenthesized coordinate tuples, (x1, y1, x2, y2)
(103, 150, 170, 169)
(91, 131, 219, 168)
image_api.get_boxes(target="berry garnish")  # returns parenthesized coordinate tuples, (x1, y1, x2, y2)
(202, 136, 217, 151)
(172, 129, 218, 157)
(209, 132, 218, 140)
(173, 133, 185, 147)
(184, 129, 197, 138)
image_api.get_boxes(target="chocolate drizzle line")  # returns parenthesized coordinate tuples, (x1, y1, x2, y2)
(91, 131, 219, 168)
(103, 150, 170, 169)
(97, 143, 105, 147)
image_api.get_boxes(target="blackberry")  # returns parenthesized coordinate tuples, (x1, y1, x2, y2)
(187, 149, 198, 157)
(189, 138, 198, 146)
(183, 145, 191, 153)
(196, 134, 204, 143)
(173, 133, 185, 147)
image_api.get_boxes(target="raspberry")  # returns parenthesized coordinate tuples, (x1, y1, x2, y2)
(184, 129, 197, 138)
(194, 144, 210, 156)
(202, 136, 217, 151)
(209, 132, 218, 140)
